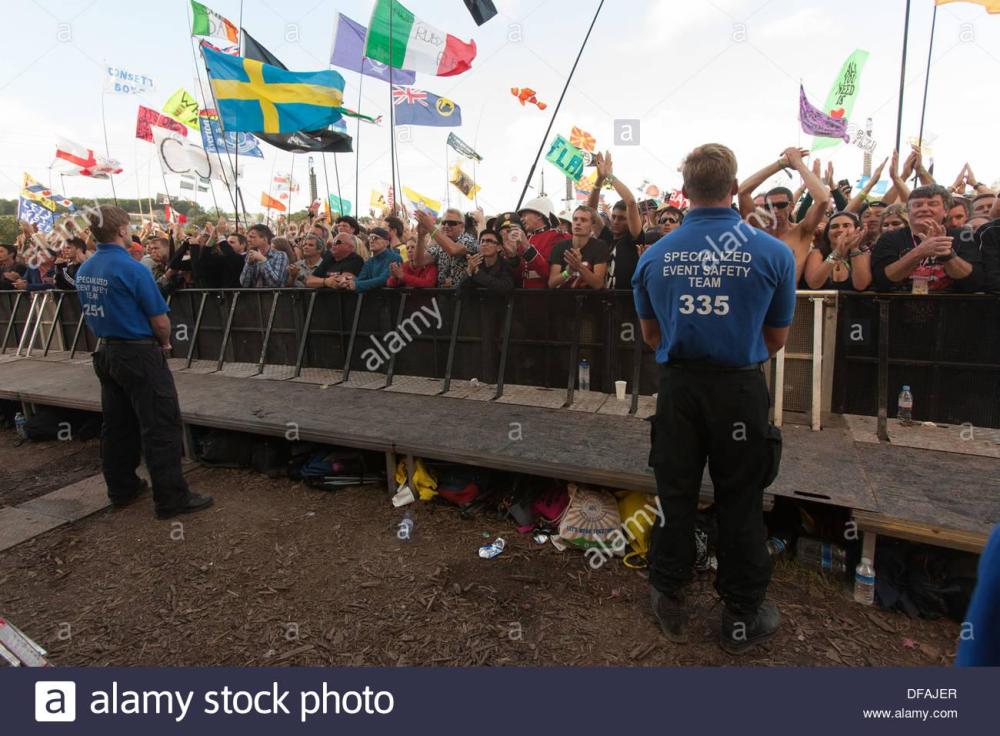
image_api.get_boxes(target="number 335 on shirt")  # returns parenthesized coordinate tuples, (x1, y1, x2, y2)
(678, 294, 729, 315)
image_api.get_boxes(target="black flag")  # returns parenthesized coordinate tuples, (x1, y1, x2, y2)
(240, 29, 354, 153)
(463, 0, 498, 26)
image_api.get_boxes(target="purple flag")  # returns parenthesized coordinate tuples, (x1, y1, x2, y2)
(330, 13, 416, 85)
(799, 85, 849, 142)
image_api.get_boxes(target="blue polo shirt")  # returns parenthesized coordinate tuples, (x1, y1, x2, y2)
(75, 243, 169, 339)
(632, 207, 796, 366)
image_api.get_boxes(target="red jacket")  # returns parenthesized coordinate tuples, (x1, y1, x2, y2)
(517, 229, 562, 289)
(387, 262, 438, 288)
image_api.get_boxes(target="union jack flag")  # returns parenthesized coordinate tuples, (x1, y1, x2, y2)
(392, 86, 428, 107)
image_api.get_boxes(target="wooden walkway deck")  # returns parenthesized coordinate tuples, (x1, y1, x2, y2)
(1, 355, 997, 553)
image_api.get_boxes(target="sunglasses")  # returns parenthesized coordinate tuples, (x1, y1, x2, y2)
(765, 201, 790, 210)
(368, 234, 385, 241)
(441, 220, 463, 227)
(480, 239, 499, 245)
(658, 217, 679, 225)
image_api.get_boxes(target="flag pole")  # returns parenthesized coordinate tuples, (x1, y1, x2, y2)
(232, 0, 245, 224)
(445, 143, 451, 209)
(916, 3, 937, 179)
(190, 35, 241, 225)
(387, 4, 402, 211)
(473, 158, 479, 209)
(355, 71, 364, 211)
(288, 154, 296, 217)
(894, 0, 912, 156)
(99, 92, 119, 206)
(515, 0, 606, 211)
(321, 153, 333, 220)
(332, 154, 344, 218)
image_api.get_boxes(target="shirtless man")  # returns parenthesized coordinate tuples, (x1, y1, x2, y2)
(738, 147, 830, 282)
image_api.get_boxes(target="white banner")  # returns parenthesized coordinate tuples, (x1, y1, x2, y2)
(103, 64, 155, 96)
(152, 127, 234, 184)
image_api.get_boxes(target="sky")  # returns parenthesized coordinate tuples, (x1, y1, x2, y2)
(2, 0, 999, 219)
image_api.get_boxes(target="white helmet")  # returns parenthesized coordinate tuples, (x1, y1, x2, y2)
(518, 196, 559, 227)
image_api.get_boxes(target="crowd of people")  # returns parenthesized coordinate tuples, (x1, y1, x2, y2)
(3, 146, 999, 298)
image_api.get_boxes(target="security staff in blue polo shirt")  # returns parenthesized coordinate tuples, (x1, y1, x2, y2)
(632, 144, 796, 654)
(77, 206, 213, 519)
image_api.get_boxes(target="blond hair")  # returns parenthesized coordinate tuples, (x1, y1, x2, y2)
(88, 205, 130, 244)
(681, 144, 738, 204)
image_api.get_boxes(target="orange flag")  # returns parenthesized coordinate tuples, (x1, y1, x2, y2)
(569, 126, 596, 152)
(261, 192, 286, 212)
(934, 0, 1000, 12)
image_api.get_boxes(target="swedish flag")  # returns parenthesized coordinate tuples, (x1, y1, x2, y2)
(202, 46, 346, 134)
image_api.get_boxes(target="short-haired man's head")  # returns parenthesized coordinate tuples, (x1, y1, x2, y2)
(88, 205, 129, 244)
(384, 215, 404, 239)
(765, 186, 794, 203)
(907, 185, 952, 224)
(681, 144, 738, 204)
(248, 224, 274, 243)
(571, 206, 596, 237)
(301, 233, 324, 253)
(972, 192, 996, 216)
(0, 243, 16, 260)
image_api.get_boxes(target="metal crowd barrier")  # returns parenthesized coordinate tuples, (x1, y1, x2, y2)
(833, 292, 1000, 432)
(2, 288, 842, 424)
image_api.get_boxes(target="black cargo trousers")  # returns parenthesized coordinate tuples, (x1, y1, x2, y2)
(647, 362, 782, 615)
(92, 342, 190, 512)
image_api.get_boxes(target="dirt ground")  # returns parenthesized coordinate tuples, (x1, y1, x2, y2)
(0, 428, 103, 508)
(0, 449, 961, 667)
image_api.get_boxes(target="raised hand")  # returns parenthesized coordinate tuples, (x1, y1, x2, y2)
(870, 157, 888, 183)
(595, 151, 613, 180)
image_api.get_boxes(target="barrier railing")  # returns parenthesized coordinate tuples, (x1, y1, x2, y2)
(833, 292, 1000, 430)
(2, 288, 842, 424)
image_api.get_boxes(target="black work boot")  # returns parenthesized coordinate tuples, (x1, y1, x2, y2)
(720, 601, 780, 655)
(650, 587, 688, 643)
(156, 492, 215, 520)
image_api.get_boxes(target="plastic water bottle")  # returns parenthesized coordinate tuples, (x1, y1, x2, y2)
(578, 359, 590, 391)
(854, 557, 876, 606)
(766, 537, 788, 558)
(898, 385, 913, 425)
(795, 537, 847, 574)
(14, 411, 27, 439)
(397, 511, 414, 541)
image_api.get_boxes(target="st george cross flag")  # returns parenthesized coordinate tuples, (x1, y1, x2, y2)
(53, 138, 123, 178)
(330, 13, 415, 84)
(190, 0, 239, 44)
(136, 105, 188, 142)
(202, 45, 345, 134)
(446, 132, 482, 161)
(365, 0, 476, 77)
(799, 85, 849, 142)
(392, 86, 461, 127)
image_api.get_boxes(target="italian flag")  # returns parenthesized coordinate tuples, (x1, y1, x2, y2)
(190, 0, 240, 45)
(365, 0, 476, 77)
